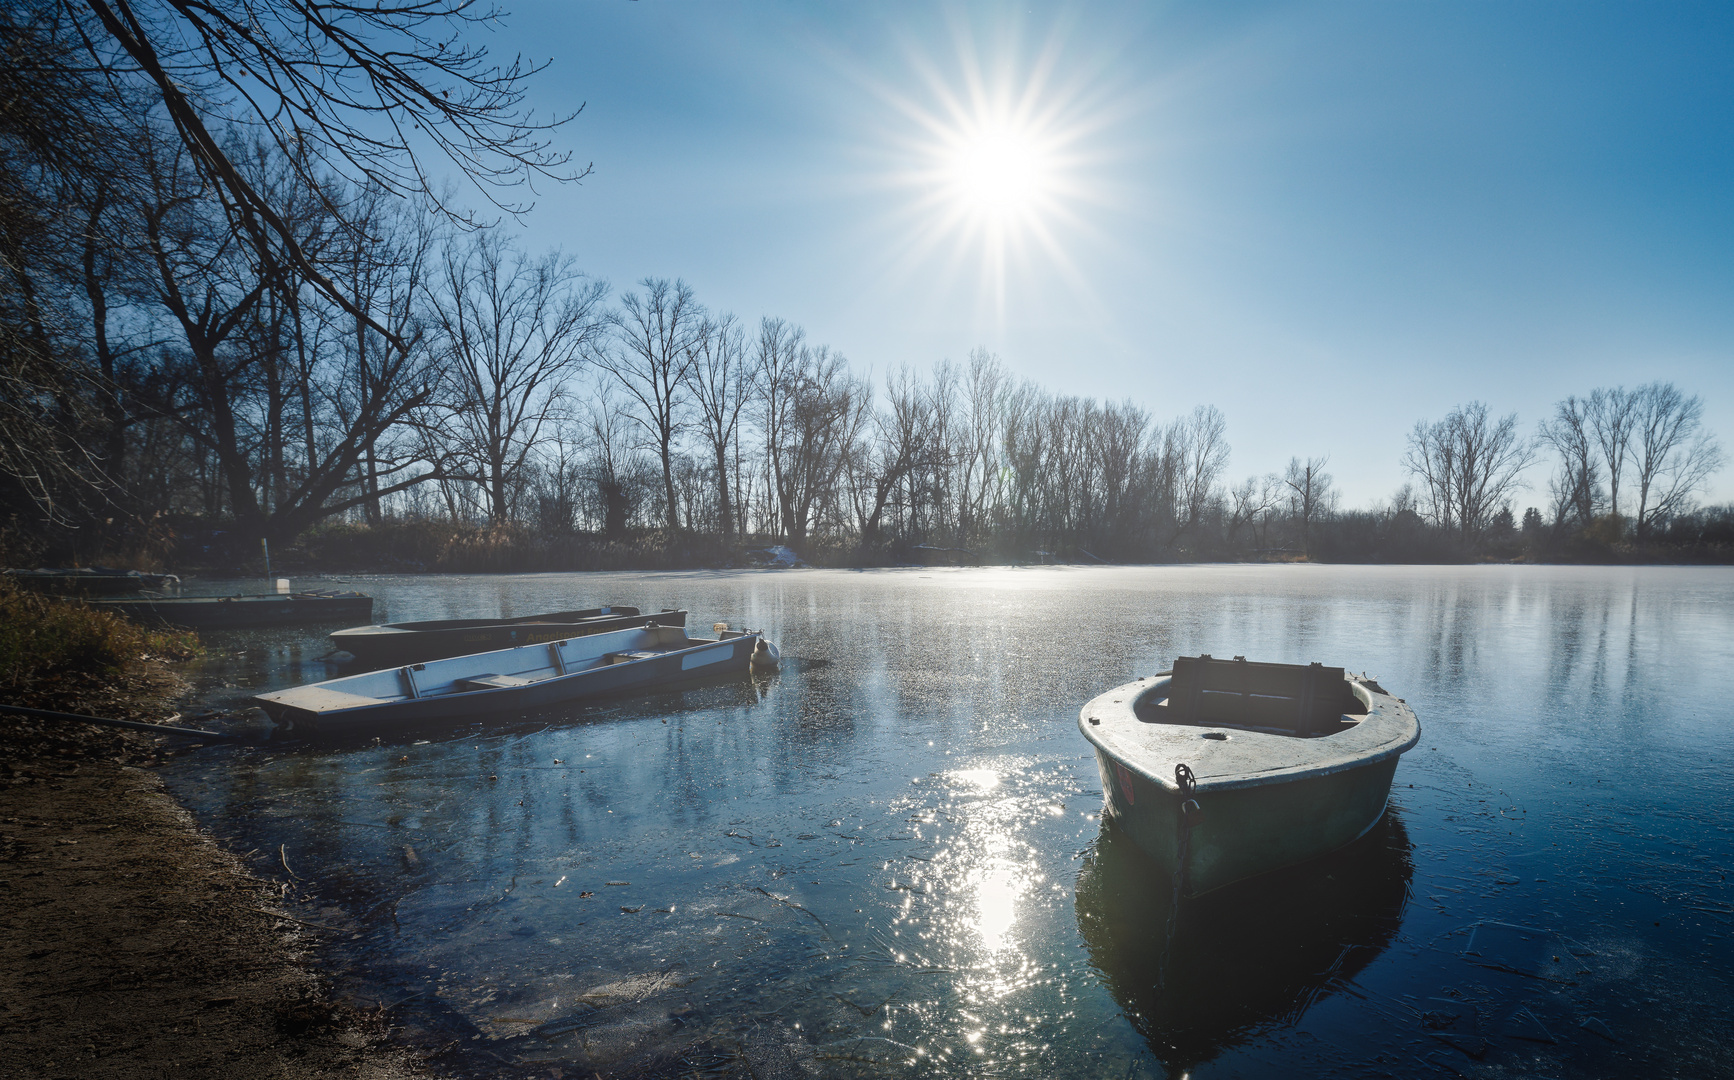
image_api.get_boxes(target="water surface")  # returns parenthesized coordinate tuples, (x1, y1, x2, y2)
(164, 565, 1734, 1077)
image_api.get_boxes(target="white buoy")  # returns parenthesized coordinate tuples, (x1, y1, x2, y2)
(750, 638, 780, 671)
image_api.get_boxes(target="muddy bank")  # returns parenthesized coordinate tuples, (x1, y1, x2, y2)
(0, 663, 433, 1080)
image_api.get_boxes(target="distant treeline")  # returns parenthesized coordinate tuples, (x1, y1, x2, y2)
(1, 6, 1727, 570)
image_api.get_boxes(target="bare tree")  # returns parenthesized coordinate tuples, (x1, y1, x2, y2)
(1283, 456, 1333, 558)
(73, 0, 588, 328)
(223, 162, 450, 539)
(1402, 402, 1535, 545)
(954, 348, 1008, 545)
(752, 316, 804, 538)
(687, 312, 749, 538)
(1094, 400, 1149, 550)
(529, 422, 589, 535)
(765, 344, 868, 546)
(129, 135, 471, 542)
(921, 360, 961, 542)
(1228, 472, 1281, 550)
(431, 232, 607, 524)
(1169, 405, 1230, 545)
(852, 366, 941, 548)
(1043, 395, 1095, 543)
(322, 182, 444, 526)
(1630, 381, 1726, 541)
(1587, 386, 1639, 519)
(140, 143, 272, 530)
(997, 380, 1047, 545)
(596, 278, 702, 532)
(0, 4, 161, 524)
(1538, 395, 1602, 531)
(580, 386, 644, 539)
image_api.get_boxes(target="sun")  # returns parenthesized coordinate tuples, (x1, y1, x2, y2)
(917, 108, 1072, 307)
(947, 123, 1051, 219)
(854, 14, 1125, 314)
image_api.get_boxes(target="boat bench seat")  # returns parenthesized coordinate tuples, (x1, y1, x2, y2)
(1166, 655, 1356, 735)
(603, 651, 662, 665)
(455, 673, 535, 691)
(285, 687, 387, 712)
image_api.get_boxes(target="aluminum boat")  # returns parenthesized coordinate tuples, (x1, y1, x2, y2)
(329, 606, 686, 665)
(256, 623, 778, 734)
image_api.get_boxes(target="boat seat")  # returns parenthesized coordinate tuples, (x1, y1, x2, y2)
(1166, 655, 1353, 736)
(284, 687, 387, 713)
(455, 673, 535, 691)
(603, 651, 661, 665)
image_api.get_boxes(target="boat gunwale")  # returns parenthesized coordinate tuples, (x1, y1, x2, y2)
(329, 606, 675, 636)
(433, 633, 739, 700)
(92, 591, 368, 604)
(256, 628, 758, 720)
(1079, 670, 1420, 795)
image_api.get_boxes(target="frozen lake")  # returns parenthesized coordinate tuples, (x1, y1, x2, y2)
(164, 564, 1734, 1077)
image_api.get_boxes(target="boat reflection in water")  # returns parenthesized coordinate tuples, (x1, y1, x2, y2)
(1076, 809, 1413, 1071)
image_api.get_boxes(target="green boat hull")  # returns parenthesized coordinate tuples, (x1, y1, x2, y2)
(1091, 746, 1400, 896)
(1080, 663, 1419, 897)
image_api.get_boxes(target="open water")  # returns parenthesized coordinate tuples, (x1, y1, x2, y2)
(162, 564, 1734, 1078)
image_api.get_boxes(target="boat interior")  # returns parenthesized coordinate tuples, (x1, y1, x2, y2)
(285, 626, 749, 709)
(1134, 655, 1370, 738)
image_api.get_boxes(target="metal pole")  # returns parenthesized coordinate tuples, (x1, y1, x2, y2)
(0, 702, 242, 740)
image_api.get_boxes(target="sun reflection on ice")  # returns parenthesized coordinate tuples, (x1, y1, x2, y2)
(971, 853, 1030, 953)
(948, 768, 1001, 791)
(876, 757, 1080, 1069)
(936, 768, 1049, 991)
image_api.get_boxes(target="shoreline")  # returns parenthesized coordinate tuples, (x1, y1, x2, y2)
(47, 552, 1734, 597)
(0, 664, 433, 1080)
(152, 556, 1734, 586)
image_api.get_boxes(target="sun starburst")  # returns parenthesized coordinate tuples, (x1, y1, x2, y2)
(857, 17, 1121, 316)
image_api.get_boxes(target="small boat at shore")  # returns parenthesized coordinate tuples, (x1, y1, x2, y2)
(255, 623, 779, 734)
(89, 589, 373, 629)
(329, 606, 687, 666)
(1079, 654, 1420, 896)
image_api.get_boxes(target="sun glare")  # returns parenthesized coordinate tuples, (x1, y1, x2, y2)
(853, 15, 1126, 315)
(948, 124, 1050, 218)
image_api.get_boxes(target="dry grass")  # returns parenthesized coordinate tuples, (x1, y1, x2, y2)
(0, 578, 199, 691)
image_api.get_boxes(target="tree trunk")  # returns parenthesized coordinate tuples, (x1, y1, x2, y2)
(660, 428, 680, 532)
(81, 197, 127, 489)
(599, 480, 628, 539)
(194, 350, 265, 542)
(364, 445, 382, 525)
(489, 454, 510, 524)
(713, 444, 734, 538)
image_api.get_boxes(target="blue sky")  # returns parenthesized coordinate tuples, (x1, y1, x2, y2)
(476, 1, 1734, 508)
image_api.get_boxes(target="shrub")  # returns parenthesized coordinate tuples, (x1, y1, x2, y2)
(0, 579, 199, 690)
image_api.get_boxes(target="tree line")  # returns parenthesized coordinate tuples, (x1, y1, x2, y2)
(2, 2, 1727, 568)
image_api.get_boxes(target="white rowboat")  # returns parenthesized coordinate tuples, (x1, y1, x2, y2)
(255, 624, 778, 734)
